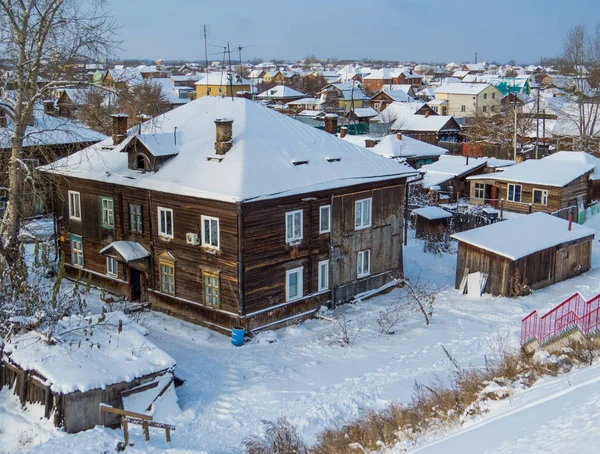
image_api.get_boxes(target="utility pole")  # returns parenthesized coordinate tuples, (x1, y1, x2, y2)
(203, 24, 209, 97)
(535, 89, 540, 159)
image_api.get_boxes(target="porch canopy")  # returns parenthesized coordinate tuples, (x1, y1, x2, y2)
(100, 241, 150, 263)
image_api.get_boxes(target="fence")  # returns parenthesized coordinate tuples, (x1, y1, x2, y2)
(521, 292, 600, 346)
(551, 202, 600, 225)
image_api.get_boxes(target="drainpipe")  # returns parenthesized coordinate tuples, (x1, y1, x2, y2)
(237, 202, 246, 319)
(329, 193, 336, 308)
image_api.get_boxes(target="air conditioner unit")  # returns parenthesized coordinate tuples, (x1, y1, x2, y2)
(186, 233, 199, 245)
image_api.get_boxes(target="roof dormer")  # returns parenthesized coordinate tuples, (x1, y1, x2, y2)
(123, 133, 178, 172)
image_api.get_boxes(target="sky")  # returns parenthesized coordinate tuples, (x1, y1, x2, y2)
(107, 0, 600, 64)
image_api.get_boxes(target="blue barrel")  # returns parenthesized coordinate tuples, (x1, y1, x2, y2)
(231, 326, 245, 346)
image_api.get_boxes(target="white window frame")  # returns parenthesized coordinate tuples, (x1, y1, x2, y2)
(357, 250, 371, 278)
(106, 256, 118, 276)
(201, 215, 220, 249)
(285, 210, 303, 243)
(355, 198, 372, 230)
(319, 205, 331, 234)
(318, 260, 329, 292)
(160, 260, 175, 295)
(101, 197, 114, 228)
(68, 190, 81, 220)
(285, 266, 304, 302)
(533, 188, 548, 205)
(507, 184, 522, 203)
(158, 207, 174, 239)
(474, 183, 485, 200)
(70, 235, 84, 268)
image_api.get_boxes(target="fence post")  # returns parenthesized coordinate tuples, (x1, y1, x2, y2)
(500, 198, 504, 220)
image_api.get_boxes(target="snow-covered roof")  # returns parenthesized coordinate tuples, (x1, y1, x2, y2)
(4, 312, 175, 394)
(421, 155, 488, 179)
(41, 97, 416, 203)
(412, 206, 453, 220)
(381, 84, 414, 94)
(486, 158, 516, 169)
(435, 83, 494, 95)
(452, 212, 596, 260)
(375, 101, 426, 122)
(297, 109, 324, 117)
(379, 90, 414, 103)
(0, 108, 107, 150)
(348, 107, 379, 118)
(288, 97, 320, 106)
(194, 73, 251, 86)
(371, 134, 447, 159)
(543, 151, 600, 181)
(150, 78, 193, 105)
(327, 83, 370, 101)
(256, 85, 305, 99)
(392, 114, 459, 133)
(100, 241, 151, 262)
(467, 159, 594, 187)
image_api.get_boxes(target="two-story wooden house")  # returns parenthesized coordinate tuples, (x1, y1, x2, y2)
(41, 97, 416, 333)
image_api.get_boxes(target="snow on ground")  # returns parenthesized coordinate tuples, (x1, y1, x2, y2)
(409, 362, 600, 454)
(4, 215, 600, 453)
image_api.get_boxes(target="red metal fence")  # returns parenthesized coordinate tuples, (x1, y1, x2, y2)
(520, 292, 600, 346)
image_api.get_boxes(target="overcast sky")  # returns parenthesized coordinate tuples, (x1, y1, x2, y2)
(107, 0, 600, 64)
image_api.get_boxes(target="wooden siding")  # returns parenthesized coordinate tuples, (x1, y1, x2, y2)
(455, 236, 593, 296)
(495, 173, 591, 214)
(53, 173, 408, 332)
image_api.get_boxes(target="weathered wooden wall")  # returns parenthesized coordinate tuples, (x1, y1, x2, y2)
(496, 173, 591, 214)
(455, 236, 594, 296)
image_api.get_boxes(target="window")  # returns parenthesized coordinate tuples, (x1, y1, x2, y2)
(482, 106, 487, 113)
(355, 198, 372, 230)
(357, 250, 370, 278)
(68, 190, 81, 220)
(508, 184, 522, 202)
(100, 197, 114, 228)
(130, 204, 142, 233)
(491, 106, 496, 112)
(492, 92, 496, 99)
(533, 188, 548, 205)
(286, 267, 304, 302)
(160, 261, 175, 295)
(158, 207, 174, 238)
(106, 256, 118, 276)
(285, 210, 303, 243)
(318, 260, 329, 292)
(203, 271, 220, 307)
(136, 155, 147, 171)
(461, 105, 466, 112)
(319, 205, 331, 234)
(484, 93, 488, 99)
(201, 216, 220, 249)
(70, 235, 83, 268)
(474, 183, 485, 199)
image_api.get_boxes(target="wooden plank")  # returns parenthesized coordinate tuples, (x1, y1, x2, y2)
(143, 420, 150, 441)
(99, 403, 153, 421)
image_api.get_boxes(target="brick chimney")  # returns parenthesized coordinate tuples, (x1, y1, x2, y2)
(0, 109, 6, 128)
(112, 114, 129, 145)
(214, 118, 233, 155)
(425, 111, 430, 118)
(324, 113, 338, 135)
(396, 133, 403, 141)
(340, 126, 348, 138)
(365, 139, 375, 148)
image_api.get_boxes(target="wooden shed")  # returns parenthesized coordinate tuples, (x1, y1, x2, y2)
(411, 206, 453, 239)
(0, 313, 177, 433)
(452, 213, 595, 296)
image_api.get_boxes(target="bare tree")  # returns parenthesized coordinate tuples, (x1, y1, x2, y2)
(0, 0, 117, 254)
(557, 23, 600, 152)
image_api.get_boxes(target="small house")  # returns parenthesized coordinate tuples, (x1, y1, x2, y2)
(466, 158, 594, 213)
(452, 213, 595, 296)
(411, 206, 453, 239)
(387, 113, 462, 144)
(0, 313, 177, 433)
(256, 85, 306, 104)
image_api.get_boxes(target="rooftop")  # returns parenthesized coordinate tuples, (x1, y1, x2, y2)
(452, 212, 596, 260)
(42, 97, 416, 203)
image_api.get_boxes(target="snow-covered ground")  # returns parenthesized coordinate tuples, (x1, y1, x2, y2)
(4, 215, 600, 453)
